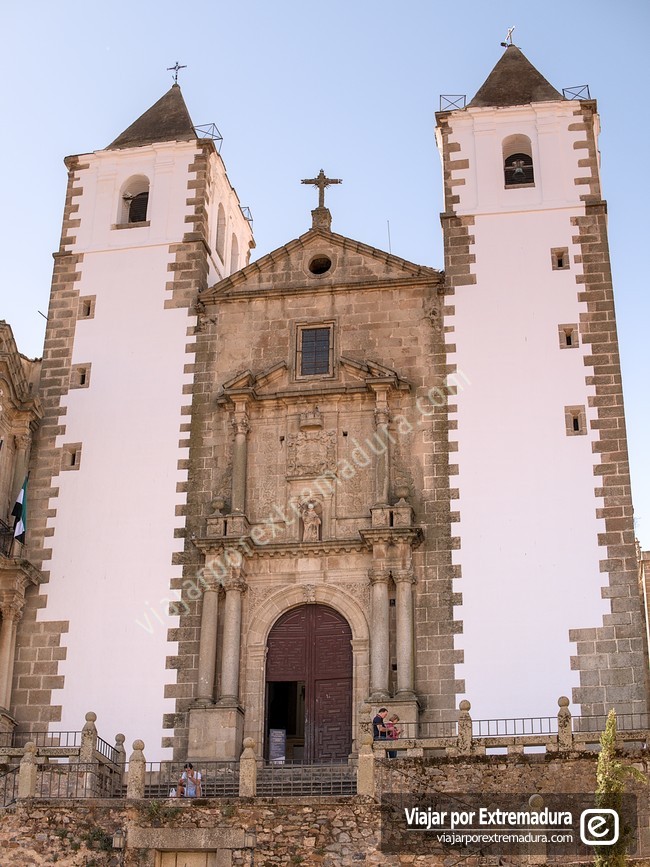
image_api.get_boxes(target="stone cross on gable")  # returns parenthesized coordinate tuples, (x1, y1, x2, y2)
(301, 169, 342, 209)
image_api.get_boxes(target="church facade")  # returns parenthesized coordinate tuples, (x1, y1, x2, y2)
(1, 45, 647, 761)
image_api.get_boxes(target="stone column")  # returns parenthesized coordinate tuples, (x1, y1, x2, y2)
(10, 432, 30, 508)
(394, 569, 416, 698)
(195, 578, 220, 705)
(219, 574, 246, 705)
(0, 599, 23, 711)
(372, 388, 391, 505)
(369, 568, 390, 699)
(231, 401, 250, 515)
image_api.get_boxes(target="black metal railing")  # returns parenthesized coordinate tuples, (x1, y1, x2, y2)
(0, 767, 19, 808)
(472, 716, 558, 737)
(563, 85, 591, 101)
(95, 736, 118, 765)
(257, 762, 356, 797)
(0, 518, 13, 557)
(573, 712, 649, 734)
(143, 762, 240, 799)
(439, 94, 466, 111)
(35, 763, 122, 799)
(2, 730, 82, 749)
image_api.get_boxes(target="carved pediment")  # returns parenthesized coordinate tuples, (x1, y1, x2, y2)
(217, 359, 410, 404)
(200, 227, 442, 303)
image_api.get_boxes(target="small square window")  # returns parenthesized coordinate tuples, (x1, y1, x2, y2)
(551, 248, 570, 270)
(70, 363, 91, 389)
(78, 296, 96, 320)
(558, 324, 579, 349)
(565, 406, 587, 436)
(61, 443, 82, 470)
(296, 325, 334, 377)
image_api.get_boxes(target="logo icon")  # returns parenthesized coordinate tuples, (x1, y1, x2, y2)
(580, 809, 619, 845)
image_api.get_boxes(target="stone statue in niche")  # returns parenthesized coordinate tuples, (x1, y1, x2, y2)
(300, 501, 322, 542)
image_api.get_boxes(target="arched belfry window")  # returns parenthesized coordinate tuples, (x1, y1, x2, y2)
(216, 203, 226, 262)
(503, 135, 535, 187)
(119, 175, 150, 225)
(230, 233, 239, 274)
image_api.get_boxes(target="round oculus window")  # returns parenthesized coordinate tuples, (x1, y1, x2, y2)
(308, 255, 332, 275)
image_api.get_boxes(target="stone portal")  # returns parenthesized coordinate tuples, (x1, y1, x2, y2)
(266, 604, 352, 763)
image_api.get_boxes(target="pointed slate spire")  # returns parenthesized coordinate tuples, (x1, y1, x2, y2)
(107, 84, 196, 150)
(469, 45, 563, 108)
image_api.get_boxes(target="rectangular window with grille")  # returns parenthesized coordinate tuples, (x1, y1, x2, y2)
(297, 325, 333, 377)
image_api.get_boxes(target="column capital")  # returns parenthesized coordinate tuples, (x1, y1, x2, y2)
(368, 568, 390, 585)
(373, 407, 391, 428)
(223, 576, 247, 594)
(232, 417, 250, 437)
(13, 433, 31, 451)
(0, 596, 25, 623)
(393, 569, 416, 585)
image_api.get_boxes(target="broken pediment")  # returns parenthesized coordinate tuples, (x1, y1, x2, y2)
(216, 358, 410, 404)
(201, 228, 441, 302)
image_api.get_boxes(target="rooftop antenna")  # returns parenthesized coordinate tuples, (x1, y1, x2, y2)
(387, 220, 392, 254)
(167, 61, 187, 84)
(500, 26, 515, 47)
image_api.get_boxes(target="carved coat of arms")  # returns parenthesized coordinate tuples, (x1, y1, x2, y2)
(286, 430, 337, 478)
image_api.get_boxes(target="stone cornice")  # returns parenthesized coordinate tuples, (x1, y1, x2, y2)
(194, 536, 369, 559)
(0, 556, 44, 589)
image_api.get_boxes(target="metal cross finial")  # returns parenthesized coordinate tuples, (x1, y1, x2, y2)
(501, 26, 515, 47)
(167, 61, 187, 83)
(301, 169, 342, 209)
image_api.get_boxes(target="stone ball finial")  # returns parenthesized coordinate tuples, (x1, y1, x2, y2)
(558, 696, 570, 708)
(115, 733, 125, 745)
(242, 737, 255, 750)
(459, 700, 471, 712)
(133, 739, 145, 752)
(361, 733, 373, 747)
(529, 794, 545, 811)
(23, 741, 37, 756)
(85, 711, 97, 722)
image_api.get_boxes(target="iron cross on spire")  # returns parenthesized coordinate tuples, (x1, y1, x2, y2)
(301, 169, 342, 209)
(167, 61, 187, 83)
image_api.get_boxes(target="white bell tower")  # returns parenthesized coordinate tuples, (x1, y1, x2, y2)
(436, 45, 648, 719)
(17, 84, 253, 755)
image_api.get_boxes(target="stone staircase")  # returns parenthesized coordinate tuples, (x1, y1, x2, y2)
(256, 763, 356, 797)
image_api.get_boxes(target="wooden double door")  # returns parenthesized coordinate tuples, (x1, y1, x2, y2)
(265, 604, 352, 763)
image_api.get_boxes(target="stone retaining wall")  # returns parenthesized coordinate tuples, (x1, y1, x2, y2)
(0, 751, 648, 866)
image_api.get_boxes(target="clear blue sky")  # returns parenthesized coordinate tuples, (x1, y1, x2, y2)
(3, 0, 649, 545)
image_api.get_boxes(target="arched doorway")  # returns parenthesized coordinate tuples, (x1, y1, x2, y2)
(265, 604, 352, 763)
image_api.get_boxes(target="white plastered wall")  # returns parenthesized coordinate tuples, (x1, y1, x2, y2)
(444, 103, 607, 718)
(40, 143, 198, 757)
